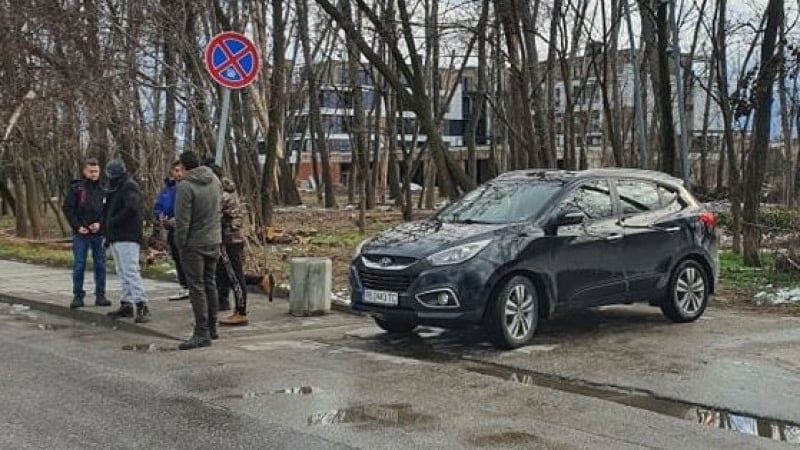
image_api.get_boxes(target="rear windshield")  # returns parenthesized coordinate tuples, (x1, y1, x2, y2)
(436, 181, 563, 224)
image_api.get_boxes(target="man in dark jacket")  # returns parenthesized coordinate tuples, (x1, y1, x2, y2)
(153, 160, 188, 300)
(103, 159, 150, 323)
(62, 157, 111, 309)
(175, 151, 222, 350)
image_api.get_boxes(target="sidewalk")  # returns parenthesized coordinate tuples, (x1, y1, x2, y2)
(0, 259, 365, 341)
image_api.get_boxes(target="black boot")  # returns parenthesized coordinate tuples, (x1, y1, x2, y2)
(209, 319, 219, 340)
(107, 302, 133, 319)
(135, 302, 150, 324)
(178, 335, 212, 350)
(94, 293, 111, 307)
(70, 292, 85, 309)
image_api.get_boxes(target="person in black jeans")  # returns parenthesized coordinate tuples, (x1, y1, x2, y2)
(62, 157, 111, 309)
(175, 152, 222, 350)
(153, 160, 188, 300)
(216, 177, 249, 325)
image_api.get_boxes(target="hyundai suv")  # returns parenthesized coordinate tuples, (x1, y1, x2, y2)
(350, 169, 718, 349)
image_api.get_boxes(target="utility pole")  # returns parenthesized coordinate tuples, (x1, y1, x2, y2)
(622, 0, 648, 169)
(669, 0, 691, 185)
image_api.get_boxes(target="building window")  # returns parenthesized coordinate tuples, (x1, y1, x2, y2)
(554, 87, 561, 107)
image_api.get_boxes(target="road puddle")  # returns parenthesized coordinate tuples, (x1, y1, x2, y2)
(307, 403, 434, 427)
(121, 344, 177, 352)
(225, 386, 314, 400)
(466, 363, 800, 444)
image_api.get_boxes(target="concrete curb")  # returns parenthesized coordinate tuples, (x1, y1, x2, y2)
(0, 292, 182, 341)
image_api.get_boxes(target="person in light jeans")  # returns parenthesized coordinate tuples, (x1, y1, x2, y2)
(102, 159, 150, 323)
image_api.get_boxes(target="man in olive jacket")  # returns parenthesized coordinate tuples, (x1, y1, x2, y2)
(174, 151, 222, 350)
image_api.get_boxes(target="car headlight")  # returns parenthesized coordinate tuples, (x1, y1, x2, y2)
(426, 239, 491, 266)
(353, 238, 370, 259)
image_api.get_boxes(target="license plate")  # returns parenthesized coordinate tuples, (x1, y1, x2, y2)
(363, 289, 399, 306)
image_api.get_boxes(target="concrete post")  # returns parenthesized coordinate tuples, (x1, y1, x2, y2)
(289, 257, 332, 316)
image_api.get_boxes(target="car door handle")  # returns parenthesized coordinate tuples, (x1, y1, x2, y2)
(660, 226, 681, 233)
(605, 233, 623, 241)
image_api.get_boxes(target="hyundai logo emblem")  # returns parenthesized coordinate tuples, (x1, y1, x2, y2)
(378, 257, 393, 267)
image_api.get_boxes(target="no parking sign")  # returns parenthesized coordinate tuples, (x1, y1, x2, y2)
(204, 32, 260, 89)
(204, 32, 261, 166)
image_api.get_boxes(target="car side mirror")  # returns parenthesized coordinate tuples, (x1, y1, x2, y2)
(553, 210, 585, 227)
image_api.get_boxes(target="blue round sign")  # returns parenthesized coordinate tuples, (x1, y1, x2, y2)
(205, 32, 260, 89)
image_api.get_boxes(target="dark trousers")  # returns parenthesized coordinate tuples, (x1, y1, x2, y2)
(217, 243, 247, 314)
(167, 230, 187, 288)
(72, 234, 106, 298)
(180, 245, 220, 338)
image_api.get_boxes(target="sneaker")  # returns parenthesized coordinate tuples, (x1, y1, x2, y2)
(94, 294, 111, 307)
(70, 295, 85, 309)
(107, 303, 134, 319)
(219, 312, 249, 326)
(178, 335, 211, 350)
(168, 289, 190, 301)
(135, 303, 150, 324)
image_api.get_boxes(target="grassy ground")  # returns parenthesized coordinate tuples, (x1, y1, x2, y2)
(716, 250, 800, 313)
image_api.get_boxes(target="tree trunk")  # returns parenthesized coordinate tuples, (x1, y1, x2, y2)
(296, 0, 337, 208)
(655, 0, 677, 175)
(742, 0, 783, 266)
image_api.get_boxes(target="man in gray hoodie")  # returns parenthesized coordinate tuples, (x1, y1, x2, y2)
(174, 151, 222, 350)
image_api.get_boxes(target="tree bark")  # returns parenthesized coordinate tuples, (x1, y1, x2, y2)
(742, 0, 784, 266)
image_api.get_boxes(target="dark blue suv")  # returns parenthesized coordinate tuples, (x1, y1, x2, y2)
(350, 169, 718, 349)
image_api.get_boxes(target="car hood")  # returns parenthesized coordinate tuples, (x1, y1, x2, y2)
(361, 220, 517, 259)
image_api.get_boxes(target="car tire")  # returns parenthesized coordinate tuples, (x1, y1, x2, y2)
(487, 276, 539, 349)
(660, 259, 709, 323)
(373, 317, 417, 333)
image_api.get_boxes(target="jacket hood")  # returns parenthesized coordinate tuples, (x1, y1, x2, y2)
(184, 166, 217, 186)
(221, 177, 236, 193)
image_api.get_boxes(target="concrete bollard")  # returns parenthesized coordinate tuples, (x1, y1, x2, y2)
(289, 257, 332, 316)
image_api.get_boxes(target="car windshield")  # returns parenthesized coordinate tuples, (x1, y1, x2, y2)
(436, 180, 563, 224)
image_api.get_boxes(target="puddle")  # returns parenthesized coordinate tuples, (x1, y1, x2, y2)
(307, 403, 435, 427)
(466, 363, 800, 444)
(36, 323, 69, 331)
(121, 344, 178, 352)
(228, 386, 314, 399)
(471, 431, 543, 447)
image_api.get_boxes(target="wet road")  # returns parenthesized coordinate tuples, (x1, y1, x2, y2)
(0, 302, 798, 449)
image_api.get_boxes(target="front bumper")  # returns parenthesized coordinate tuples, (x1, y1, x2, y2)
(349, 256, 495, 326)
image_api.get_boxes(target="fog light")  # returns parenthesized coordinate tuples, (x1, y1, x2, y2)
(415, 289, 460, 308)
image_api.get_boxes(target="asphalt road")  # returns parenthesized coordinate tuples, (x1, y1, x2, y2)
(0, 303, 796, 449)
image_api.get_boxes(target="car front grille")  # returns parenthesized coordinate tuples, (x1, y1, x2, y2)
(357, 267, 413, 292)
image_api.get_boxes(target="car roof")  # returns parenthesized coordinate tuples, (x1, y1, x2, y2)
(493, 168, 685, 188)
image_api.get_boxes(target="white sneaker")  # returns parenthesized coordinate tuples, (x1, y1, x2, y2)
(168, 289, 190, 301)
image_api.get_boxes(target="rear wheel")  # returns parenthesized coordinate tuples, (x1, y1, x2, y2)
(486, 276, 539, 349)
(373, 317, 417, 333)
(660, 260, 709, 323)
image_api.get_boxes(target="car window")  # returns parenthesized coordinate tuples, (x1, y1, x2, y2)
(436, 180, 563, 224)
(558, 180, 614, 220)
(658, 185, 687, 212)
(617, 180, 661, 215)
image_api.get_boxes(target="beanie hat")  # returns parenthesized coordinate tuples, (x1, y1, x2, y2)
(106, 159, 127, 179)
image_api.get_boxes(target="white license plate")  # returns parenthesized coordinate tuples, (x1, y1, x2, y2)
(363, 289, 399, 306)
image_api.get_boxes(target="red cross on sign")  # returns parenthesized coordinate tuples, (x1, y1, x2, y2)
(204, 32, 260, 89)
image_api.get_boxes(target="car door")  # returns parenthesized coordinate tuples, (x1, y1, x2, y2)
(615, 179, 688, 301)
(549, 179, 627, 309)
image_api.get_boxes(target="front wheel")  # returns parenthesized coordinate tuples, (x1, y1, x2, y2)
(374, 317, 417, 333)
(660, 260, 709, 323)
(486, 276, 539, 349)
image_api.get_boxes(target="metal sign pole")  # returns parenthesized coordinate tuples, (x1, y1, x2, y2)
(214, 88, 232, 167)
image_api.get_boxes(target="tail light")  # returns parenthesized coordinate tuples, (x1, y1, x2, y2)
(699, 212, 716, 229)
